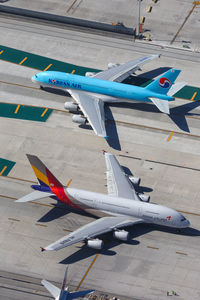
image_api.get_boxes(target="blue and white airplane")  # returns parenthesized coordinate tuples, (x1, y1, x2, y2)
(32, 55, 186, 138)
(42, 265, 94, 300)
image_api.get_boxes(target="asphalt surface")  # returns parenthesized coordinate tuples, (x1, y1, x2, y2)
(0, 14, 200, 300)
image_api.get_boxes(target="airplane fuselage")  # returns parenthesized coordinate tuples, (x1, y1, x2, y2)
(32, 71, 174, 103)
(32, 181, 189, 229)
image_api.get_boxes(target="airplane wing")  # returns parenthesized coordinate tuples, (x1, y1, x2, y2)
(68, 90, 107, 138)
(15, 191, 53, 202)
(105, 152, 140, 200)
(41, 280, 60, 298)
(94, 54, 159, 82)
(43, 215, 143, 251)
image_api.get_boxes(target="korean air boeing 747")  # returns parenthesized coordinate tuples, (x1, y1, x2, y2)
(32, 55, 186, 139)
(16, 152, 190, 252)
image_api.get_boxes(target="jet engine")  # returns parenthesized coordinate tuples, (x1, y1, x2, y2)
(72, 115, 87, 125)
(64, 102, 79, 112)
(138, 193, 150, 202)
(108, 63, 120, 69)
(87, 239, 104, 249)
(113, 230, 130, 241)
(85, 72, 96, 77)
(128, 175, 141, 186)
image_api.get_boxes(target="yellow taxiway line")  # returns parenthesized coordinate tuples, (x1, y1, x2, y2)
(41, 108, 48, 117)
(167, 131, 174, 141)
(14, 104, 20, 114)
(43, 64, 52, 71)
(0, 166, 7, 176)
(76, 254, 99, 291)
(191, 92, 197, 101)
(19, 57, 27, 65)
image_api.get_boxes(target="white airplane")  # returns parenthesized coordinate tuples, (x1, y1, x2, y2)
(42, 265, 94, 299)
(32, 55, 186, 139)
(16, 152, 190, 251)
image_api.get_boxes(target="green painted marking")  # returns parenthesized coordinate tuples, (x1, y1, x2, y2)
(1, 45, 200, 101)
(0, 45, 100, 75)
(0, 158, 16, 176)
(0, 103, 52, 122)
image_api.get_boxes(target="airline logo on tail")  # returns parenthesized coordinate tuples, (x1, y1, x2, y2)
(159, 77, 171, 89)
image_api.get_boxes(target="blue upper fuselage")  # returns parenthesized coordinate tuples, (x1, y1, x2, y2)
(32, 71, 174, 102)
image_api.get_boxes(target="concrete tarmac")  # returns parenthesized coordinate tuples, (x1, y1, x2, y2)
(0, 15, 200, 300)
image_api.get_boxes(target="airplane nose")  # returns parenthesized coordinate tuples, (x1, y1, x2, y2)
(32, 75, 38, 83)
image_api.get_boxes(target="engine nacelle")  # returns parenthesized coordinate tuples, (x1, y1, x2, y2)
(113, 230, 130, 241)
(72, 115, 87, 125)
(64, 102, 79, 112)
(85, 72, 96, 77)
(138, 193, 150, 202)
(128, 176, 141, 186)
(87, 239, 104, 249)
(108, 63, 120, 69)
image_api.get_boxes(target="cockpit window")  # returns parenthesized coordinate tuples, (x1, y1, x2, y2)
(181, 216, 186, 221)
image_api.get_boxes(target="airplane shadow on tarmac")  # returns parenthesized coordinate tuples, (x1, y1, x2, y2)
(59, 223, 200, 265)
(37, 200, 99, 223)
(169, 100, 200, 132)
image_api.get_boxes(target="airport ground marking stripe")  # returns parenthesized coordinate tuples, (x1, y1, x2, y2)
(147, 246, 159, 250)
(8, 217, 20, 222)
(0, 166, 7, 176)
(176, 251, 187, 256)
(19, 57, 28, 65)
(71, 69, 75, 74)
(0, 50, 4, 54)
(41, 108, 48, 117)
(14, 104, 20, 114)
(67, 0, 78, 13)
(191, 91, 197, 101)
(35, 223, 47, 227)
(43, 64, 52, 71)
(76, 254, 99, 291)
(167, 131, 174, 141)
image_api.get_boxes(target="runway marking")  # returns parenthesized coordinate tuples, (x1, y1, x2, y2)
(147, 246, 159, 250)
(176, 251, 187, 256)
(0, 80, 40, 90)
(71, 69, 75, 74)
(43, 64, 52, 71)
(76, 254, 99, 291)
(0, 50, 4, 54)
(167, 131, 174, 141)
(0, 166, 7, 176)
(191, 91, 197, 101)
(19, 57, 27, 65)
(14, 104, 20, 114)
(35, 223, 47, 227)
(41, 108, 48, 117)
(8, 217, 20, 222)
(63, 228, 73, 232)
(67, 0, 78, 13)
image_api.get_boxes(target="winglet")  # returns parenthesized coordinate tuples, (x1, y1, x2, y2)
(40, 247, 46, 252)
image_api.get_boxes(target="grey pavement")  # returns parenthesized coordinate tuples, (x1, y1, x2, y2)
(0, 13, 200, 300)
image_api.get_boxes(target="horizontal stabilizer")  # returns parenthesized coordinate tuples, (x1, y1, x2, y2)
(15, 190, 53, 202)
(150, 97, 169, 114)
(167, 81, 187, 97)
(41, 280, 60, 298)
(69, 290, 94, 299)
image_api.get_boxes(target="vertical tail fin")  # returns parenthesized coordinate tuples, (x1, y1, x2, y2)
(145, 69, 181, 95)
(61, 265, 68, 291)
(26, 154, 63, 189)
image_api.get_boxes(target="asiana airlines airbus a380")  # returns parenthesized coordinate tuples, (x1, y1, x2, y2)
(32, 54, 186, 139)
(16, 152, 190, 251)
